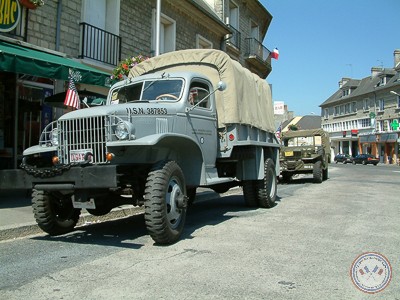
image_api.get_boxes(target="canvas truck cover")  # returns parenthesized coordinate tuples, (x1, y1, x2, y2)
(129, 49, 275, 133)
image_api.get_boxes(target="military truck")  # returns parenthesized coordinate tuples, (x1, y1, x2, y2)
(0, 49, 280, 244)
(279, 129, 330, 183)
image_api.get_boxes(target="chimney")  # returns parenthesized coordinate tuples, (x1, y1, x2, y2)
(338, 77, 350, 88)
(394, 49, 400, 69)
(371, 67, 382, 78)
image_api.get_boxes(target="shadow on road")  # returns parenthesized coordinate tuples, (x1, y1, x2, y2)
(31, 192, 280, 248)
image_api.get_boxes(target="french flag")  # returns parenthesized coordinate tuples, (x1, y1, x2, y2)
(271, 48, 279, 60)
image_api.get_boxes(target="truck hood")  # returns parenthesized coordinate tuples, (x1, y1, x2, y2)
(58, 103, 177, 120)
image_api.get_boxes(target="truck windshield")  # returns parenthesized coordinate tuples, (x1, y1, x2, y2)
(284, 136, 314, 147)
(110, 79, 183, 104)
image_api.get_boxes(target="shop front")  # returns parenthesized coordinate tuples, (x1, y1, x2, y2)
(0, 40, 110, 169)
(359, 133, 398, 164)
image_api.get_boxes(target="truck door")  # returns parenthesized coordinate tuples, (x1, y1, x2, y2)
(186, 81, 218, 168)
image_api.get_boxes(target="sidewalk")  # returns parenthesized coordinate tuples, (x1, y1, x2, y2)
(0, 189, 219, 241)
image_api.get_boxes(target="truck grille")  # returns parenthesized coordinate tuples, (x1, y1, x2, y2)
(58, 116, 107, 164)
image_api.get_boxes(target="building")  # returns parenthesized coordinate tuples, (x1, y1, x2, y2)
(0, 0, 274, 170)
(320, 49, 400, 164)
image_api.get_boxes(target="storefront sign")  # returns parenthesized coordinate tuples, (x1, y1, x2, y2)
(0, 0, 21, 32)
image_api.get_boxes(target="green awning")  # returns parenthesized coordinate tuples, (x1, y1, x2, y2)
(0, 41, 110, 86)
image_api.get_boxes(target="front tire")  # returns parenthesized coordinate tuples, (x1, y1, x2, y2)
(313, 161, 323, 183)
(144, 161, 187, 245)
(257, 158, 277, 208)
(32, 189, 81, 235)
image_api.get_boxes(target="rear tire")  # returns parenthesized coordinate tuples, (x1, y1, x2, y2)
(144, 161, 187, 245)
(242, 180, 258, 207)
(257, 158, 277, 208)
(313, 161, 323, 183)
(32, 189, 81, 235)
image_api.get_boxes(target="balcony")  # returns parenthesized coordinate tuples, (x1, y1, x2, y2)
(79, 22, 121, 66)
(226, 24, 241, 50)
(244, 38, 272, 78)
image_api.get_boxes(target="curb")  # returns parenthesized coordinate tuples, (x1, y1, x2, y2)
(0, 191, 219, 242)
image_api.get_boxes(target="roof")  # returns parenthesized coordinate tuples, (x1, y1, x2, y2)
(281, 128, 328, 138)
(320, 68, 400, 108)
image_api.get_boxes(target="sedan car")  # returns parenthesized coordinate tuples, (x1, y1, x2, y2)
(351, 154, 379, 166)
(334, 153, 352, 164)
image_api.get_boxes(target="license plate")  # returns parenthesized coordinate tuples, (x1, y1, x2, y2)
(70, 149, 93, 163)
(285, 151, 294, 157)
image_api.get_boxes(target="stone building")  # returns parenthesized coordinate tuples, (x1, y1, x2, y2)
(0, 0, 273, 169)
(320, 50, 400, 164)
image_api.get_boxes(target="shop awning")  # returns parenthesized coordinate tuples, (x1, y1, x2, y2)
(0, 41, 110, 86)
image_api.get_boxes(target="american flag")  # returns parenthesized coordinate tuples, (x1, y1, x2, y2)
(64, 77, 80, 110)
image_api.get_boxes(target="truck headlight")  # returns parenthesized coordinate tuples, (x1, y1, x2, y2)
(49, 128, 59, 146)
(115, 121, 132, 140)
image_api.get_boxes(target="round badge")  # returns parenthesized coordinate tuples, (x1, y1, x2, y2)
(350, 252, 392, 294)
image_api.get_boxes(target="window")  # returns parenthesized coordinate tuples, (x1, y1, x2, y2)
(250, 20, 259, 40)
(345, 103, 350, 114)
(377, 99, 385, 111)
(360, 118, 371, 128)
(196, 34, 213, 49)
(324, 108, 328, 119)
(188, 81, 210, 108)
(334, 106, 339, 116)
(152, 11, 176, 55)
(363, 98, 369, 111)
(352, 102, 357, 113)
(228, 1, 239, 30)
(81, 0, 120, 65)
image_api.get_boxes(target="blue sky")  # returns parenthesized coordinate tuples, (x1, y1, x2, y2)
(260, 0, 399, 116)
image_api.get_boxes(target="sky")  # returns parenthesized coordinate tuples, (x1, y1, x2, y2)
(260, 0, 399, 117)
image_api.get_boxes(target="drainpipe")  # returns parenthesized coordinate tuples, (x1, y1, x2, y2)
(55, 0, 62, 51)
(155, 0, 161, 56)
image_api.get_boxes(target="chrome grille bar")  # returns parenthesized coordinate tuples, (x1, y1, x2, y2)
(58, 116, 107, 164)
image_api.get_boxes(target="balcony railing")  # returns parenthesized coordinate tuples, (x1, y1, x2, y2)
(245, 38, 271, 61)
(79, 22, 121, 66)
(226, 24, 241, 49)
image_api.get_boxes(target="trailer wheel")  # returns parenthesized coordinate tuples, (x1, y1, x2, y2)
(32, 189, 81, 235)
(243, 181, 258, 207)
(313, 161, 323, 183)
(144, 161, 187, 244)
(257, 158, 277, 208)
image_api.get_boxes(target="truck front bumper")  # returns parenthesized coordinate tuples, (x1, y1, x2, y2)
(0, 165, 118, 190)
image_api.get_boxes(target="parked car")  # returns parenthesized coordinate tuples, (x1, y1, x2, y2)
(351, 154, 379, 166)
(334, 153, 352, 164)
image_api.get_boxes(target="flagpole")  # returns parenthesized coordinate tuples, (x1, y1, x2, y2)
(155, 0, 161, 56)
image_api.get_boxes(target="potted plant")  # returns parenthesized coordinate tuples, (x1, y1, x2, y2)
(111, 55, 149, 84)
(19, 0, 44, 10)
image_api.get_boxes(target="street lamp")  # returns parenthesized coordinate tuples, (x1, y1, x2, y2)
(390, 90, 400, 97)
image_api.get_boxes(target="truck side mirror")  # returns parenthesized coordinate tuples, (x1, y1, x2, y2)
(217, 81, 226, 91)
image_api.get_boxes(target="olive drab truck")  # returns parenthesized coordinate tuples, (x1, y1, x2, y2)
(279, 129, 331, 183)
(0, 49, 280, 244)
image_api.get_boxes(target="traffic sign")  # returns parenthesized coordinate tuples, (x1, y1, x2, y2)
(369, 112, 376, 119)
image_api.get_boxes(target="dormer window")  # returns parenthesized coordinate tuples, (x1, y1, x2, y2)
(379, 76, 387, 86)
(342, 89, 350, 97)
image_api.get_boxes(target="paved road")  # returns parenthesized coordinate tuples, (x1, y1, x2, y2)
(0, 164, 399, 299)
